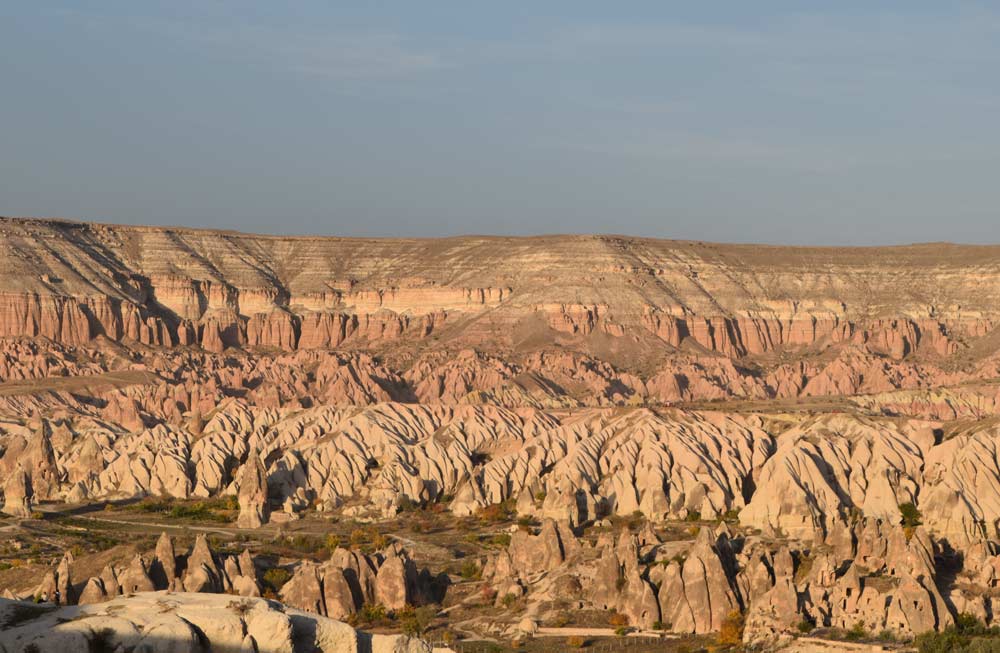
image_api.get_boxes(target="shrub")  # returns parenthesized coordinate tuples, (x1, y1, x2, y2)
(607, 611, 629, 627)
(349, 526, 386, 552)
(913, 613, 1000, 653)
(717, 610, 745, 646)
(398, 604, 437, 636)
(324, 533, 341, 553)
(500, 593, 518, 608)
(685, 510, 702, 522)
(358, 603, 387, 624)
(566, 636, 587, 648)
(899, 502, 922, 528)
(491, 533, 511, 548)
(550, 613, 570, 627)
(262, 567, 292, 594)
(350, 528, 367, 548)
(721, 508, 741, 523)
(845, 621, 868, 641)
(797, 619, 816, 633)
(459, 560, 481, 580)
(477, 499, 516, 523)
(371, 531, 388, 550)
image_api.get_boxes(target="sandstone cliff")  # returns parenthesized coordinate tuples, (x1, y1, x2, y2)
(2, 217, 998, 363)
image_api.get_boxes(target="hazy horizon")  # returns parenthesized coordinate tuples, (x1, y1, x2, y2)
(3, 2, 999, 246)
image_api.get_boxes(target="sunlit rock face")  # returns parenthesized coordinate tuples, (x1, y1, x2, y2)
(12, 217, 1000, 648)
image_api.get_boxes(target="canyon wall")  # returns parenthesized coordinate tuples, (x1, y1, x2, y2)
(2, 216, 998, 360)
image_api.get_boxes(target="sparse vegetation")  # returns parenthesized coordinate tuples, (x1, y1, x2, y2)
(845, 620, 868, 641)
(607, 610, 629, 627)
(477, 499, 516, 524)
(899, 502, 922, 528)
(459, 559, 481, 580)
(397, 604, 438, 636)
(125, 497, 234, 523)
(915, 613, 1000, 653)
(717, 610, 744, 646)
(262, 567, 292, 595)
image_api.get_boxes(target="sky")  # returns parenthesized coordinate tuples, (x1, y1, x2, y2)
(2, 2, 999, 245)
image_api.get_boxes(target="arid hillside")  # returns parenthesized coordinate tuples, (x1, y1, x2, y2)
(7, 217, 1000, 652)
(3, 216, 999, 365)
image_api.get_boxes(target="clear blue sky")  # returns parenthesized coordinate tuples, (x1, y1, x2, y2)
(2, 2, 999, 244)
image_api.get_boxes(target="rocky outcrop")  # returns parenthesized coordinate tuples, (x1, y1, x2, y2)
(0, 592, 432, 653)
(2, 217, 1000, 366)
(236, 451, 269, 528)
(1, 463, 33, 517)
(656, 527, 741, 633)
(280, 545, 436, 618)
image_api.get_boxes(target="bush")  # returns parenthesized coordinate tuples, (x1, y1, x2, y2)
(128, 497, 231, 523)
(566, 636, 587, 648)
(550, 613, 570, 628)
(491, 533, 511, 548)
(477, 499, 516, 523)
(398, 604, 437, 636)
(717, 610, 745, 646)
(845, 621, 868, 641)
(397, 497, 419, 513)
(797, 619, 816, 633)
(685, 510, 702, 522)
(459, 560, 481, 580)
(899, 502, 922, 528)
(914, 613, 1000, 653)
(358, 603, 387, 624)
(349, 526, 387, 552)
(607, 611, 629, 627)
(262, 567, 292, 594)
(500, 593, 518, 608)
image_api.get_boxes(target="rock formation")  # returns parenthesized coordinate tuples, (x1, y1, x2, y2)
(10, 218, 1000, 646)
(0, 592, 433, 653)
(235, 450, 269, 528)
(1, 463, 33, 517)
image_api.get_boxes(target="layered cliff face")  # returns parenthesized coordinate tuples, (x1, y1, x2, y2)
(2, 216, 998, 362)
